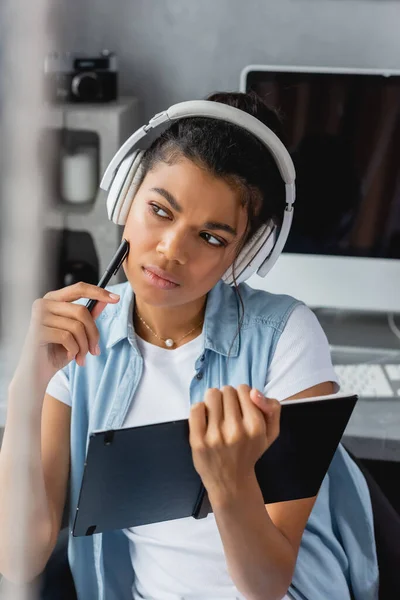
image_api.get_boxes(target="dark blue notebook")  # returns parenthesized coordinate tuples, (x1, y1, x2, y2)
(72, 392, 357, 536)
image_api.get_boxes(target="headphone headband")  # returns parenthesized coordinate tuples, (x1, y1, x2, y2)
(101, 101, 295, 192)
(100, 100, 296, 285)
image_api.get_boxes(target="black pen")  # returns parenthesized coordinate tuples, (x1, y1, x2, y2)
(86, 238, 130, 313)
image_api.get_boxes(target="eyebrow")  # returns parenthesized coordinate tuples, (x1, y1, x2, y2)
(150, 187, 237, 236)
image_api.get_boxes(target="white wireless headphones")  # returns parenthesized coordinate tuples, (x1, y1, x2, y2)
(100, 100, 296, 285)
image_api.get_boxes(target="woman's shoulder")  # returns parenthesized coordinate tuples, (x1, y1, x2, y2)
(237, 281, 303, 325)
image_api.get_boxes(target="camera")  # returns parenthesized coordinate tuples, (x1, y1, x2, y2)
(45, 50, 118, 103)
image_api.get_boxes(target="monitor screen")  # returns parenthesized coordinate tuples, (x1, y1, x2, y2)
(245, 68, 400, 261)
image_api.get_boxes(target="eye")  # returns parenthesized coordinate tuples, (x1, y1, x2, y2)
(149, 203, 170, 219)
(200, 232, 226, 248)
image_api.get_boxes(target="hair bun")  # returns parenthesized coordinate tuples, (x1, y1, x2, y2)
(206, 91, 284, 141)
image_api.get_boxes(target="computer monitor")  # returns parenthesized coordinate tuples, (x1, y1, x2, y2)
(241, 65, 400, 313)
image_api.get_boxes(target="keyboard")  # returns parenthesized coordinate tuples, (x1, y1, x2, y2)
(334, 363, 400, 398)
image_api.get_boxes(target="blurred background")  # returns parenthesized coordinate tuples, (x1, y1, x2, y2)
(1, 0, 400, 596)
(50, 0, 400, 117)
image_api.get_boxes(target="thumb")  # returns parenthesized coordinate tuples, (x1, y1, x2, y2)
(250, 388, 276, 417)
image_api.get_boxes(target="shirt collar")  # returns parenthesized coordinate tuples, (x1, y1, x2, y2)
(202, 280, 240, 357)
(105, 280, 240, 357)
(105, 283, 135, 350)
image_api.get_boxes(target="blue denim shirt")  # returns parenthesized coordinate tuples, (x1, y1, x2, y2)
(65, 280, 378, 600)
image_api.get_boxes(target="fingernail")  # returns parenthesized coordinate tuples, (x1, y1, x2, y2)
(109, 293, 120, 300)
(94, 344, 101, 355)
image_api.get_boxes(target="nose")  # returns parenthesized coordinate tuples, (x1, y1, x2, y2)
(156, 227, 189, 264)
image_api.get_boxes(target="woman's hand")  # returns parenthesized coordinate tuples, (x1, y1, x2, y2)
(13, 282, 120, 390)
(189, 384, 281, 506)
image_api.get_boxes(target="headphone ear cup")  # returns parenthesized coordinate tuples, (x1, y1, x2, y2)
(221, 222, 276, 285)
(106, 150, 145, 225)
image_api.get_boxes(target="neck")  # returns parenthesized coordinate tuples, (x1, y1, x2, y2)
(133, 295, 207, 348)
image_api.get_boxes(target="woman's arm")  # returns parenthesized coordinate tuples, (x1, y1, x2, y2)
(0, 282, 115, 582)
(0, 384, 71, 583)
(189, 381, 334, 600)
(264, 381, 334, 559)
(211, 471, 297, 600)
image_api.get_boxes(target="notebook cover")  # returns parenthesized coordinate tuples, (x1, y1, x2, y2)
(72, 392, 357, 536)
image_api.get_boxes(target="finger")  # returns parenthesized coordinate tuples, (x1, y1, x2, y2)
(236, 384, 265, 419)
(189, 401, 207, 448)
(42, 314, 91, 362)
(43, 281, 120, 306)
(43, 300, 100, 355)
(203, 388, 223, 436)
(221, 385, 243, 427)
(91, 300, 108, 321)
(250, 388, 277, 418)
(265, 397, 281, 444)
(251, 389, 281, 443)
(220, 385, 244, 444)
(39, 326, 80, 361)
(236, 384, 266, 436)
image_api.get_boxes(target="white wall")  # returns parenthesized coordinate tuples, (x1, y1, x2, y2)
(54, 0, 400, 118)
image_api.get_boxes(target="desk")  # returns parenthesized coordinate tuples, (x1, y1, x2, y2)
(342, 398, 400, 462)
(317, 309, 400, 463)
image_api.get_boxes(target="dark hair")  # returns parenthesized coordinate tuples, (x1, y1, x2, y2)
(138, 91, 286, 259)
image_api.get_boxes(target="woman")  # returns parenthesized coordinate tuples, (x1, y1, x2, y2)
(0, 92, 378, 599)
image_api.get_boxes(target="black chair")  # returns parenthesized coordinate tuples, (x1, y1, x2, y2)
(343, 448, 400, 599)
(40, 449, 400, 600)
(39, 527, 77, 600)
(40, 480, 77, 600)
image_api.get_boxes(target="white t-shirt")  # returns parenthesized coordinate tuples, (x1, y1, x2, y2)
(46, 304, 339, 600)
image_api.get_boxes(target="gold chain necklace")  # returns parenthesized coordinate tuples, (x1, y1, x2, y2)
(135, 309, 203, 348)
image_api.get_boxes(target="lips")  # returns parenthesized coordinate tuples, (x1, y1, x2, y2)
(142, 265, 181, 290)
(144, 265, 180, 285)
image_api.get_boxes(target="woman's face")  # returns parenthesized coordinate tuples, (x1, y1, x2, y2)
(122, 157, 248, 308)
